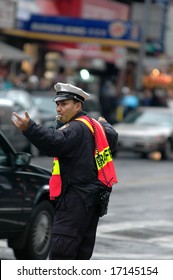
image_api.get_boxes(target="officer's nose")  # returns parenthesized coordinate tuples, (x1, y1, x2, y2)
(56, 103, 61, 111)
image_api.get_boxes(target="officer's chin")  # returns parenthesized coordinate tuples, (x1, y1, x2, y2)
(60, 116, 67, 123)
(58, 115, 64, 122)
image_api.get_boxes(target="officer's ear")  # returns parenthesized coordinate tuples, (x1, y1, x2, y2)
(75, 101, 83, 110)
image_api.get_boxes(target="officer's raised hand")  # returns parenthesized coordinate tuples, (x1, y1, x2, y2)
(98, 116, 107, 122)
(12, 111, 30, 131)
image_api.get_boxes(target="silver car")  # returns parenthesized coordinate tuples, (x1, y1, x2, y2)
(0, 89, 41, 156)
(113, 107, 173, 159)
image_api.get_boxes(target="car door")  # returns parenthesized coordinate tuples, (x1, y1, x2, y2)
(0, 133, 25, 233)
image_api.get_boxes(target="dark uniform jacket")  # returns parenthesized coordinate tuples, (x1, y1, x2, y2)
(23, 111, 118, 206)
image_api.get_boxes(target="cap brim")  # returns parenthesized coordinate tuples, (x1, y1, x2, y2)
(54, 96, 71, 102)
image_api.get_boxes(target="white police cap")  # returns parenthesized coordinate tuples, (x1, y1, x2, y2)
(54, 82, 90, 103)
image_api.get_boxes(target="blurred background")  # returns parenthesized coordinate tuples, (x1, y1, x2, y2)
(1, 0, 173, 157)
(1, 1, 173, 260)
(0, 1, 173, 123)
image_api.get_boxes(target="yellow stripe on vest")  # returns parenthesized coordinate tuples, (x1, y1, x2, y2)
(76, 117, 106, 136)
(75, 117, 94, 134)
(52, 158, 60, 175)
(95, 146, 113, 170)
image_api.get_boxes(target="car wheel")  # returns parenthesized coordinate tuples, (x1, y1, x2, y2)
(161, 140, 173, 160)
(13, 201, 54, 260)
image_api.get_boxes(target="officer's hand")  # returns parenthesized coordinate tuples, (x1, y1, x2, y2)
(98, 116, 107, 122)
(12, 111, 30, 131)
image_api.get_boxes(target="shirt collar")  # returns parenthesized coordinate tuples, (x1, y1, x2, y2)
(70, 111, 87, 122)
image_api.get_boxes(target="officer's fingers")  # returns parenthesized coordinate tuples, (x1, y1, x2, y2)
(24, 111, 30, 120)
(12, 114, 21, 128)
(12, 112, 23, 121)
(12, 113, 22, 127)
(98, 116, 107, 122)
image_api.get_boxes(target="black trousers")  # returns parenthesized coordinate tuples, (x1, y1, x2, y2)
(49, 191, 100, 260)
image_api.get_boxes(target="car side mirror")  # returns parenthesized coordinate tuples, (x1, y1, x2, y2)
(15, 152, 31, 167)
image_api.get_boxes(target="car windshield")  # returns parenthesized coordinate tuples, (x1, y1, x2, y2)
(0, 90, 34, 110)
(123, 110, 172, 127)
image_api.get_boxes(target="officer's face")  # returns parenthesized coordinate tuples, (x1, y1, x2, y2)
(56, 100, 82, 123)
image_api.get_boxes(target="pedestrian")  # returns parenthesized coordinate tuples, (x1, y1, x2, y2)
(12, 82, 118, 260)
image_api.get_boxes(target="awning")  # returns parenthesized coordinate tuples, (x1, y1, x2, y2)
(47, 42, 126, 63)
(0, 42, 32, 62)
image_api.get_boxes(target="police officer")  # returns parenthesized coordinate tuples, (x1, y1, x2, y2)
(12, 82, 118, 260)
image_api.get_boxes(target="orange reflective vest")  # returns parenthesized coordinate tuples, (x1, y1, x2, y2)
(49, 116, 118, 200)
(75, 116, 118, 188)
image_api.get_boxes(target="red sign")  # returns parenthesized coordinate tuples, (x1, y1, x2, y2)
(81, 0, 129, 21)
(19, 0, 129, 20)
(55, 0, 129, 20)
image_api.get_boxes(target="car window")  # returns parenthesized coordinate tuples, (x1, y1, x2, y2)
(32, 96, 56, 114)
(123, 111, 141, 123)
(0, 146, 8, 166)
(137, 112, 171, 126)
(6, 91, 34, 110)
(0, 133, 14, 166)
(124, 111, 172, 127)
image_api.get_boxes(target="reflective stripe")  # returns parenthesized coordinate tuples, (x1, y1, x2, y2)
(76, 117, 112, 169)
(76, 117, 106, 137)
(75, 117, 94, 134)
(49, 157, 62, 199)
(95, 146, 113, 170)
(52, 158, 60, 175)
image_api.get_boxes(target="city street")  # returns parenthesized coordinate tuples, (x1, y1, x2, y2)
(0, 153, 173, 260)
(93, 153, 173, 260)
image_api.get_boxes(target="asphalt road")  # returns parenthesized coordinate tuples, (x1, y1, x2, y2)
(1, 152, 173, 260)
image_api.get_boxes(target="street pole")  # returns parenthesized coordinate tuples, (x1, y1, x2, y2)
(135, 0, 152, 91)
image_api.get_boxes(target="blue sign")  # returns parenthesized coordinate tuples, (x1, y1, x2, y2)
(16, 14, 141, 42)
(154, 0, 169, 5)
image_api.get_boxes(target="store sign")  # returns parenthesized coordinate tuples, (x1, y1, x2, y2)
(0, 1, 16, 29)
(16, 15, 141, 42)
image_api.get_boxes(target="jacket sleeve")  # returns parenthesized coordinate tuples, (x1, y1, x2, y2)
(99, 121, 118, 154)
(23, 120, 82, 157)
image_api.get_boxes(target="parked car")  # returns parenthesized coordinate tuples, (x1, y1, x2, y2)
(113, 107, 173, 159)
(0, 130, 54, 259)
(0, 88, 41, 156)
